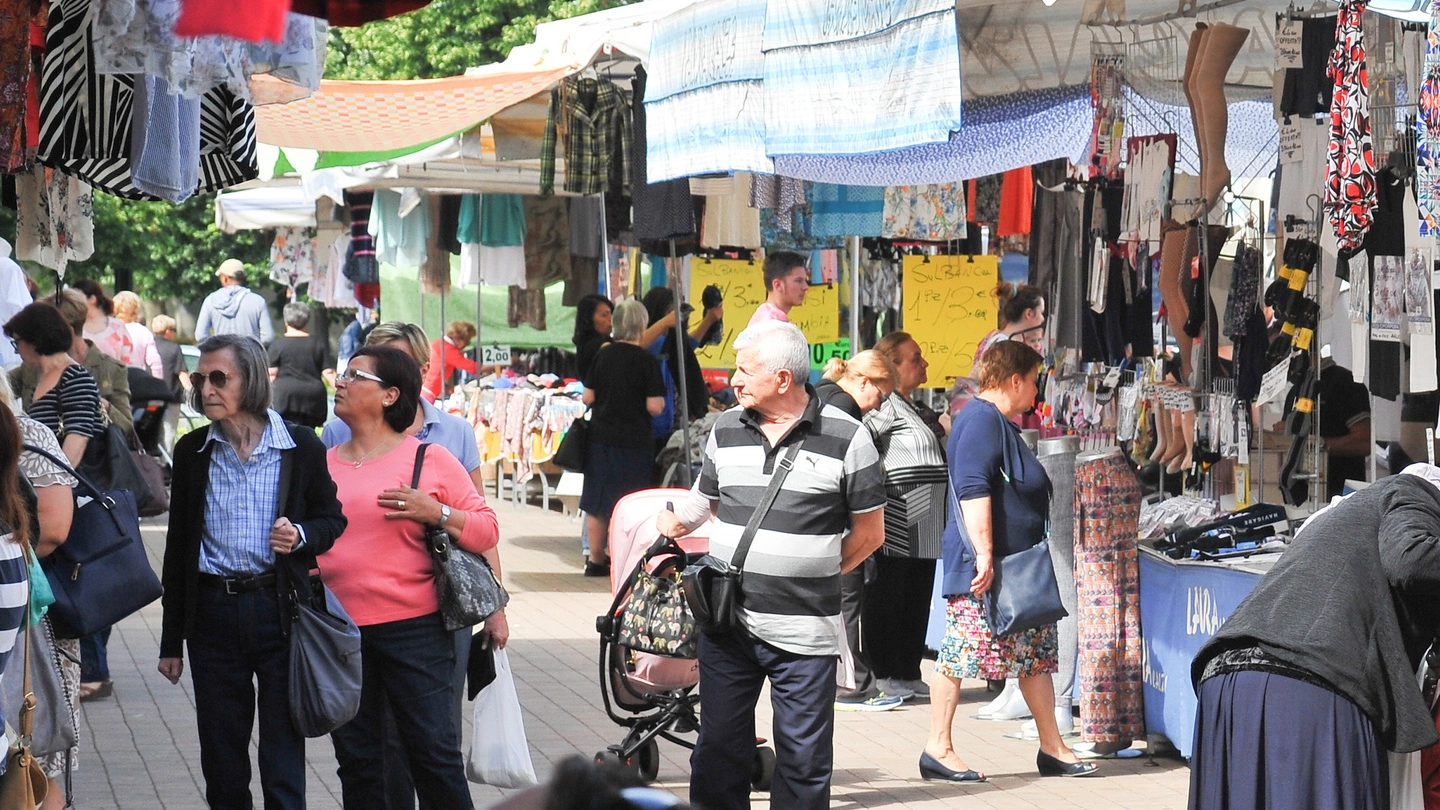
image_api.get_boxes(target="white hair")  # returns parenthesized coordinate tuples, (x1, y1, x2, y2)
(611, 299, 649, 342)
(733, 320, 809, 379)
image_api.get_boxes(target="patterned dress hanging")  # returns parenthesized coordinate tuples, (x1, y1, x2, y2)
(1419, 2, 1440, 235)
(1325, 0, 1376, 251)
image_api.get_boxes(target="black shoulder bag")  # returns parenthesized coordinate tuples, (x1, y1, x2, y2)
(681, 441, 804, 635)
(413, 443, 509, 631)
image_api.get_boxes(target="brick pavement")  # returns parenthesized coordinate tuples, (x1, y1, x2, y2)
(70, 503, 1192, 809)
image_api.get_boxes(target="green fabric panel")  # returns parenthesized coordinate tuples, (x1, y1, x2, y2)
(314, 134, 455, 169)
(378, 262, 575, 350)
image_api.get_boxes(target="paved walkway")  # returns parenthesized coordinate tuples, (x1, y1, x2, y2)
(71, 502, 1192, 809)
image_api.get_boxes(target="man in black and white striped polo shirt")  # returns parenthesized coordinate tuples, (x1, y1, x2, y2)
(658, 320, 885, 810)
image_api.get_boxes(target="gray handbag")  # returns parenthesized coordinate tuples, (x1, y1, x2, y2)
(274, 451, 363, 738)
(0, 614, 77, 758)
(413, 444, 509, 632)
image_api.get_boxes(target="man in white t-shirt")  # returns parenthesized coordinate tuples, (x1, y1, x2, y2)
(748, 251, 810, 329)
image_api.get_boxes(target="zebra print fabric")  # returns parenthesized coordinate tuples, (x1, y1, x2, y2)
(38, 0, 257, 200)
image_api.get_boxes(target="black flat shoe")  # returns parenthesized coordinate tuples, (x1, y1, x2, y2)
(1037, 751, 1098, 777)
(919, 752, 986, 783)
(583, 560, 610, 577)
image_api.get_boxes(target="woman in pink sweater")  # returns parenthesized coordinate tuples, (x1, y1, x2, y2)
(322, 345, 499, 809)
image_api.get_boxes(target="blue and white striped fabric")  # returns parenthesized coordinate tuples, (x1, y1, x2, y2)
(198, 409, 296, 577)
(644, 0, 771, 183)
(761, 0, 961, 156)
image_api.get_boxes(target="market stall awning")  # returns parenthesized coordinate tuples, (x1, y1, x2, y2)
(253, 65, 572, 152)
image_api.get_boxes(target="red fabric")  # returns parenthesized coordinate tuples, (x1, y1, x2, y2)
(289, 0, 432, 26)
(354, 283, 380, 309)
(966, 178, 977, 223)
(176, 0, 289, 43)
(424, 337, 477, 401)
(996, 166, 1033, 237)
(1424, 700, 1440, 809)
(24, 20, 42, 156)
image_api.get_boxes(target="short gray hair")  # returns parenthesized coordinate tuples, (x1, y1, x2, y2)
(282, 301, 312, 330)
(611, 299, 648, 342)
(734, 320, 809, 379)
(192, 334, 272, 417)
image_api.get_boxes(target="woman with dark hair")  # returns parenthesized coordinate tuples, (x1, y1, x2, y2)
(159, 333, 348, 810)
(970, 283, 1046, 377)
(267, 301, 333, 428)
(0, 400, 33, 692)
(5, 301, 102, 466)
(573, 294, 614, 381)
(72, 279, 136, 366)
(322, 345, 499, 809)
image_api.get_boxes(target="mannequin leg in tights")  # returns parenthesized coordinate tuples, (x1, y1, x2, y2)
(1188, 23, 1250, 215)
(1158, 225, 1193, 382)
(1149, 399, 1171, 463)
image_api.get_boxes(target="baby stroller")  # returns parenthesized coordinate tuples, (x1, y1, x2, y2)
(594, 488, 775, 790)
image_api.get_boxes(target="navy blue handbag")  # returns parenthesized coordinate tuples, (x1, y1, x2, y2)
(23, 444, 162, 638)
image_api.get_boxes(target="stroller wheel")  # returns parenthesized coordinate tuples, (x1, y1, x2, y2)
(750, 746, 775, 792)
(636, 739, 660, 783)
(595, 749, 627, 769)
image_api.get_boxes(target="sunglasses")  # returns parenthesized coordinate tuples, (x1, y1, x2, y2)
(337, 367, 387, 385)
(190, 370, 234, 390)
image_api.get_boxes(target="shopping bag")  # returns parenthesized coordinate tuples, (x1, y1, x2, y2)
(465, 649, 538, 788)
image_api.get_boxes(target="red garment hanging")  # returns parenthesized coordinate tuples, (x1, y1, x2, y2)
(996, 166, 1033, 237)
(176, 0, 289, 43)
(354, 283, 380, 309)
(966, 178, 978, 223)
(289, 0, 433, 26)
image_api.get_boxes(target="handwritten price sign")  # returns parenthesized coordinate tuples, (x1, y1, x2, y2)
(689, 258, 840, 369)
(901, 255, 999, 388)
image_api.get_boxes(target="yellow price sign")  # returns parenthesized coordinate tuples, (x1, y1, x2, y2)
(690, 258, 840, 369)
(901, 255, 999, 388)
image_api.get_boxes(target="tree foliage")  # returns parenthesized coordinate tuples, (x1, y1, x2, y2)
(68, 194, 269, 302)
(325, 0, 631, 80)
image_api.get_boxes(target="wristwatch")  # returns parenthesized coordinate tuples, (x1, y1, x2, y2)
(439, 504, 452, 527)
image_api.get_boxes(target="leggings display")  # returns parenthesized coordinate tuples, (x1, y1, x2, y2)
(1073, 449, 1145, 744)
(1038, 437, 1081, 710)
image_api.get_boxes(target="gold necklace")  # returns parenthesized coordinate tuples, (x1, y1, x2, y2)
(349, 436, 400, 469)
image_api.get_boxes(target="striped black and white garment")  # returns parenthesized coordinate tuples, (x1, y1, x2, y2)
(0, 527, 29, 683)
(864, 392, 948, 559)
(38, 0, 258, 200)
(696, 392, 885, 657)
(26, 364, 102, 444)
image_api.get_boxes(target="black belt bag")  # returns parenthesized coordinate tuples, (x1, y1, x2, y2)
(682, 441, 803, 635)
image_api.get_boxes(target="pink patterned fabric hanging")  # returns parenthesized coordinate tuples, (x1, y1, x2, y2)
(1325, 0, 1376, 251)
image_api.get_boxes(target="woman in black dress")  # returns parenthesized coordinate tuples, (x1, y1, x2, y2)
(268, 302, 333, 428)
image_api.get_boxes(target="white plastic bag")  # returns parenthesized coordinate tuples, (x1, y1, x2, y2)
(466, 649, 539, 788)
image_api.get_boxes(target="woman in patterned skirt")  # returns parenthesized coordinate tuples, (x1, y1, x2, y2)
(921, 341, 1096, 782)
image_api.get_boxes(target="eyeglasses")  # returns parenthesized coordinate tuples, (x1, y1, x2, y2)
(190, 370, 233, 390)
(337, 367, 387, 385)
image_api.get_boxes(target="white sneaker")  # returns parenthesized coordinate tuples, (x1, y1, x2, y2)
(877, 678, 916, 700)
(1019, 707, 1075, 740)
(894, 678, 930, 698)
(835, 692, 904, 712)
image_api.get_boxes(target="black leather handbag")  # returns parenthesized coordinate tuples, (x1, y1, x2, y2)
(553, 413, 589, 473)
(23, 444, 161, 638)
(947, 476, 1066, 636)
(413, 444, 509, 631)
(681, 441, 803, 634)
(78, 424, 155, 513)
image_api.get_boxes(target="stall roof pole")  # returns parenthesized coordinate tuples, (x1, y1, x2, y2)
(849, 236, 861, 349)
(670, 241, 692, 489)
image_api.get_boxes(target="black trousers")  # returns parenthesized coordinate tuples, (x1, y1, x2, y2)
(381, 626, 473, 809)
(838, 563, 876, 698)
(691, 630, 837, 810)
(862, 556, 936, 682)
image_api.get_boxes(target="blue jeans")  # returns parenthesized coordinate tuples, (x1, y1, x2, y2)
(187, 585, 305, 810)
(380, 626, 472, 810)
(331, 613, 473, 810)
(691, 630, 838, 810)
(80, 627, 110, 682)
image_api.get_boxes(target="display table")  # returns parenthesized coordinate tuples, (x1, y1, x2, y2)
(1137, 546, 1275, 758)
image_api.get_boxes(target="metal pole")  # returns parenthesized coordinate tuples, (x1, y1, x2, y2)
(599, 192, 610, 299)
(439, 281, 447, 402)
(849, 235, 861, 348)
(669, 239, 693, 489)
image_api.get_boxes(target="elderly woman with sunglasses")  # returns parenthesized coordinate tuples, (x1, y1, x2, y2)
(158, 334, 348, 810)
(322, 345, 499, 809)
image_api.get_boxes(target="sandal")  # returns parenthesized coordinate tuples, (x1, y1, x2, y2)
(79, 680, 113, 702)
